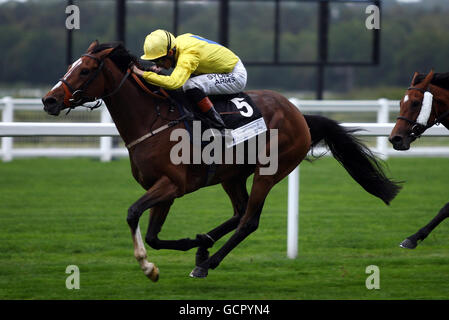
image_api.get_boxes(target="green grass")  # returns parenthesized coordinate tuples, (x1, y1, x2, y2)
(1, 157, 449, 300)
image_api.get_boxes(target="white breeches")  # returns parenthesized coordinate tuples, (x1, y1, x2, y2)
(182, 58, 247, 95)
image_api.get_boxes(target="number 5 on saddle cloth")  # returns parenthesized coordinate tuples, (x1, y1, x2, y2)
(168, 90, 267, 148)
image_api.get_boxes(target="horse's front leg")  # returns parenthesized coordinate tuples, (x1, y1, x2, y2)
(144, 177, 249, 271)
(131, 224, 159, 281)
(194, 178, 249, 267)
(127, 176, 179, 282)
(190, 175, 274, 279)
(144, 201, 212, 251)
(400, 202, 449, 249)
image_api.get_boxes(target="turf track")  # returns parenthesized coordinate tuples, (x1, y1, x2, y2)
(1, 157, 449, 299)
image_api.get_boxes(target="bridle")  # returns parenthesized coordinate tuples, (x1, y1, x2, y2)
(59, 53, 132, 112)
(56, 48, 189, 149)
(396, 86, 449, 138)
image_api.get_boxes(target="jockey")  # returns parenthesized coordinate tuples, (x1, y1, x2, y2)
(132, 29, 247, 132)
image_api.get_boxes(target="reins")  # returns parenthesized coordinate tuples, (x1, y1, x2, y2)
(62, 51, 190, 149)
(125, 70, 194, 149)
(129, 70, 168, 100)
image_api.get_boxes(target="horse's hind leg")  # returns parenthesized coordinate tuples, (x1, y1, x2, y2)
(127, 175, 179, 282)
(190, 174, 274, 278)
(195, 178, 249, 266)
(400, 202, 449, 249)
(190, 117, 310, 278)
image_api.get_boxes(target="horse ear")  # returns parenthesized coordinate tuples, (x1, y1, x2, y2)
(87, 40, 99, 53)
(422, 69, 435, 87)
(96, 47, 115, 60)
(411, 72, 419, 85)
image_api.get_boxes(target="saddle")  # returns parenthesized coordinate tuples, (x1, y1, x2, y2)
(131, 72, 266, 146)
(167, 89, 261, 126)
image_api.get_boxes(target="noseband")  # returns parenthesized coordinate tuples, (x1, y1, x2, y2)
(59, 53, 131, 111)
(396, 86, 449, 138)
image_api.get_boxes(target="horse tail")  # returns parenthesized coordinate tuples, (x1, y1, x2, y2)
(303, 114, 402, 205)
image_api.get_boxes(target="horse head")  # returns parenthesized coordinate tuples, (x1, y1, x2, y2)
(42, 40, 116, 116)
(389, 70, 436, 150)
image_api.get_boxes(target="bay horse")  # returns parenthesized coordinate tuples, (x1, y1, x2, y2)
(390, 70, 449, 249)
(42, 41, 400, 281)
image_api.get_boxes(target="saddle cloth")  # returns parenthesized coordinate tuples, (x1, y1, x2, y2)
(178, 92, 267, 148)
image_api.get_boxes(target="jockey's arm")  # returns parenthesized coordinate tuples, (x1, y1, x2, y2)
(141, 52, 200, 90)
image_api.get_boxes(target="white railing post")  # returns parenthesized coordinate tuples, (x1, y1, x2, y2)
(100, 106, 112, 162)
(287, 166, 299, 259)
(2, 97, 14, 162)
(377, 98, 389, 160)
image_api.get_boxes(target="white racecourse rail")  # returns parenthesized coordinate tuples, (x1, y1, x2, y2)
(1, 97, 449, 259)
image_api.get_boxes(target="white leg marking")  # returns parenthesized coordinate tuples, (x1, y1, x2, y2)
(131, 224, 159, 281)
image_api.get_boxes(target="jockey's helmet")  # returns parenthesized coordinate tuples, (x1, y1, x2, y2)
(141, 29, 176, 61)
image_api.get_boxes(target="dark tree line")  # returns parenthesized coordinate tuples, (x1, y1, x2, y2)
(1, 0, 448, 92)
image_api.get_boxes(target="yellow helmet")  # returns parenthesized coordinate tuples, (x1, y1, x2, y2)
(141, 29, 176, 60)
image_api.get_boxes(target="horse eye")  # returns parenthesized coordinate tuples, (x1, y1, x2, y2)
(411, 100, 420, 109)
(80, 68, 90, 76)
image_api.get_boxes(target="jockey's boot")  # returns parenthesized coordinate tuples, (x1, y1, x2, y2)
(185, 88, 229, 137)
(198, 97, 226, 132)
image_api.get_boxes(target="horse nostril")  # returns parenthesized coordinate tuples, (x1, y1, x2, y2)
(389, 135, 403, 145)
(43, 96, 57, 107)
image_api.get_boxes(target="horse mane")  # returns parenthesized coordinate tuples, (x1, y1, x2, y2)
(91, 42, 140, 72)
(413, 72, 449, 90)
(90, 42, 162, 93)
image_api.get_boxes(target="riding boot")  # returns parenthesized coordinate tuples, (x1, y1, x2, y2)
(185, 88, 229, 136)
(199, 98, 233, 139)
(202, 102, 226, 130)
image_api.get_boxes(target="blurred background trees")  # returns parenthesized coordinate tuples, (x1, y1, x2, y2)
(0, 0, 448, 98)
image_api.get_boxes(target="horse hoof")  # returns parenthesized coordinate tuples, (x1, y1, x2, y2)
(144, 264, 160, 282)
(399, 238, 417, 249)
(189, 266, 208, 278)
